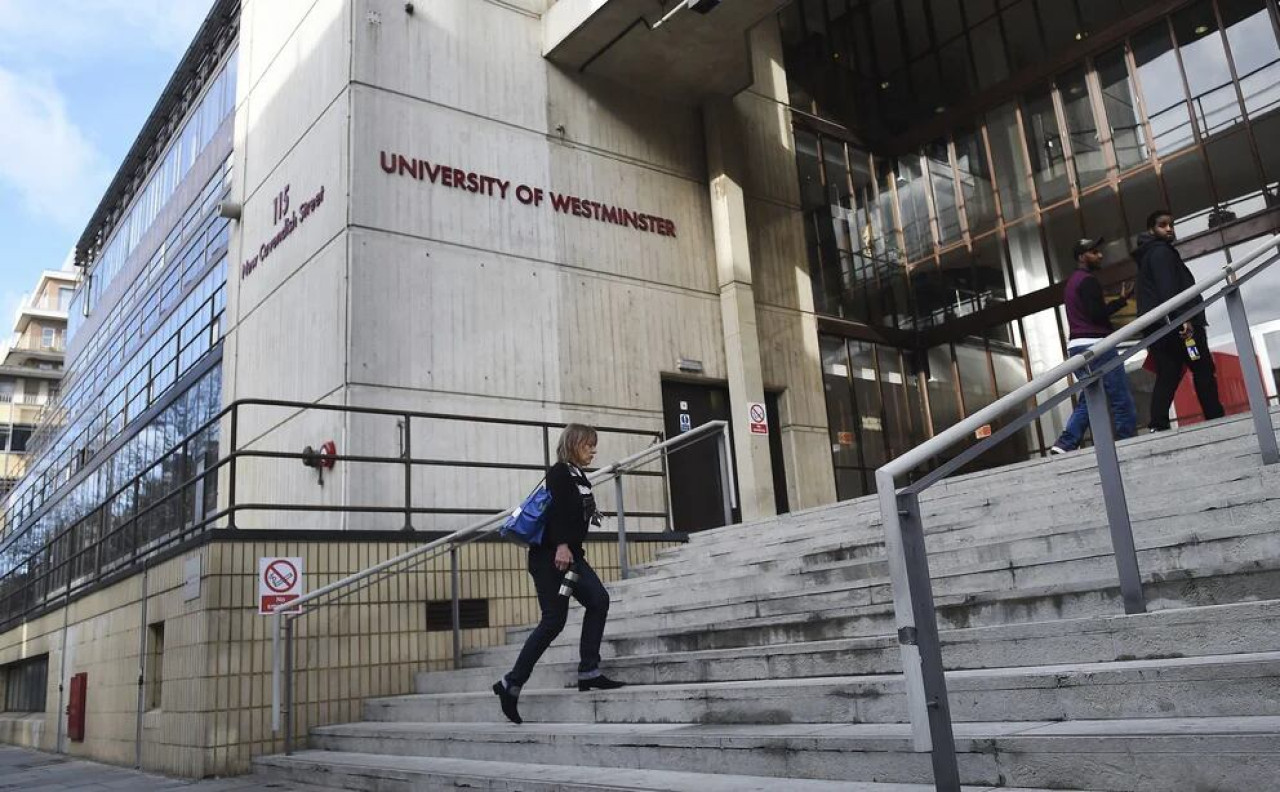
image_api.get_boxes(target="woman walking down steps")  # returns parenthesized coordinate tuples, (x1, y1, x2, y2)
(493, 424, 625, 724)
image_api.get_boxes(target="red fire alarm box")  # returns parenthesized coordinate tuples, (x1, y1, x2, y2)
(67, 672, 88, 742)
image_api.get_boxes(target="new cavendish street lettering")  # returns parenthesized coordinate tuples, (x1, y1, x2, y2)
(241, 184, 326, 280)
(378, 150, 678, 238)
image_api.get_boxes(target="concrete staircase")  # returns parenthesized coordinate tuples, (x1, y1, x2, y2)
(256, 411, 1280, 791)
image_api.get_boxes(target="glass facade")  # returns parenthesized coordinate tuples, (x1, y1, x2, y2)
(0, 48, 235, 629)
(783, 0, 1280, 500)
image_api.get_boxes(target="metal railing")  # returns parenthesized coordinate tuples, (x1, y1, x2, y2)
(875, 233, 1280, 791)
(0, 397, 682, 633)
(268, 419, 737, 754)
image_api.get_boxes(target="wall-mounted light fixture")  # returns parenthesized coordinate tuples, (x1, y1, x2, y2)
(217, 201, 242, 221)
(676, 357, 704, 374)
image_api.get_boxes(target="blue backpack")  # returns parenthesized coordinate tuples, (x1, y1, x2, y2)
(499, 482, 551, 546)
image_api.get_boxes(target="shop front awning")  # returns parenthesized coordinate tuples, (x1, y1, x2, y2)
(544, 0, 791, 102)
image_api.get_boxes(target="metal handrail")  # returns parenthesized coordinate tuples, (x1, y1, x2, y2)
(269, 418, 736, 752)
(875, 232, 1280, 791)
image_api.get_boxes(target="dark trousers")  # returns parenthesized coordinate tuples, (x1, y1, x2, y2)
(1148, 324, 1225, 431)
(504, 547, 610, 688)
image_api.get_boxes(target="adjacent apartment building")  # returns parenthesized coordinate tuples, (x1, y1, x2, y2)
(2, 0, 1280, 778)
(0, 269, 78, 495)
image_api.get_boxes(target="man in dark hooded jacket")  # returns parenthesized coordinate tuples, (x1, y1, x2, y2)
(1133, 209, 1224, 431)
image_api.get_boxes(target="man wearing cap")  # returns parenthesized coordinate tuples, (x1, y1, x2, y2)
(1051, 237, 1137, 454)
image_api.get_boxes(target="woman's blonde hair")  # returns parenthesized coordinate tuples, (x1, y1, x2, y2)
(556, 423, 598, 466)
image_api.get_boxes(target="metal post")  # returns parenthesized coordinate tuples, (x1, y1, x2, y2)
(615, 475, 630, 579)
(283, 617, 295, 756)
(227, 406, 238, 529)
(403, 415, 414, 531)
(717, 428, 733, 527)
(875, 482, 961, 792)
(450, 547, 462, 668)
(1083, 379, 1147, 615)
(271, 613, 282, 734)
(1224, 286, 1280, 464)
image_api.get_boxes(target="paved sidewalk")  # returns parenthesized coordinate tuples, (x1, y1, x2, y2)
(0, 745, 334, 791)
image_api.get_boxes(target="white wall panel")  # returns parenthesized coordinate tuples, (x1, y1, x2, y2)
(346, 228, 724, 412)
(240, 0, 352, 198)
(353, 0, 547, 132)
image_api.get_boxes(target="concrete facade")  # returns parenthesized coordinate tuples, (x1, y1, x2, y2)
(0, 535, 676, 776)
(222, 0, 834, 523)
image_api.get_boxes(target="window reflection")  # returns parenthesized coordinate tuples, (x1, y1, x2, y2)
(1059, 68, 1107, 188)
(1220, 0, 1280, 118)
(1173, 1, 1243, 137)
(1097, 47, 1149, 170)
(1133, 22, 1196, 155)
(927, 141, 962, 244)
(1023, 87, 1072, 204)
(987, 103, 1036, 220)
(955, 128, 998, 233)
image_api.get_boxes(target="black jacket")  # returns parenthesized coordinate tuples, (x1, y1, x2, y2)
(542, 462, 599, 553)
(1133, 232, 1204, 331)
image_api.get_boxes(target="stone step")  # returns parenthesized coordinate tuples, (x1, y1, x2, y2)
(305, 716, 1280, 792)
(423, 599, 1280, 695)
(252, 752, 1081, 792)
(498, 512, 1280, 649)
(620, 459, 1277, 594)
(465, 556, 1280, 670)
(655, 410, 1279, 558)
(379, 652, 1280, 726)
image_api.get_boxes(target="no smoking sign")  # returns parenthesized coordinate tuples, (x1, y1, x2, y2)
(748, 402, 769, 435)
(259, 557, 304, 615)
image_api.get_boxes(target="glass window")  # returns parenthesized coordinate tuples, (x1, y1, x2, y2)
(990, 345, 1037, 461)
(1205, 128, 1264, 223)
(1006, 219, 1051, 295)
(927, 141, 961, 244)
(41, 327, 56, 348)
(1132, 22, 1196, 156)
(1162, 150, 1215, 235)
(897, 156, 934, 261)
(1080, 187, 1129, 264)
(821, 336, 865, 500)
(1118, 166, 1165, 243)
(1172, 1, 1244, 137)
(878, 346, 924, 459)
(1059, 67, 1107, 188)
(1097, 47, 1149, 171)
(972, 232, 1012, 308)
(1022, 87, 1072, 204)
(987, 103, 1036, 220)
(1220, 0, 1280, 118)
(1044, 203, 1084, 282)
(955, 128, 998, 233)
(848, 341, 886, 469)
(926, 345, 963, 443)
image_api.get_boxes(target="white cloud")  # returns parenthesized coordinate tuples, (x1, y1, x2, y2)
(0, 0, 214, 62)
(0, 68, 108, 228)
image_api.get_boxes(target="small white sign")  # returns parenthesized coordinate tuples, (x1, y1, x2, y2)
(679, 401, 688, 411)
(748, 402, 768, 435)
(182, 555, 201, 602)
(679, 413, 692, 433)
(259, 557, 304, 615)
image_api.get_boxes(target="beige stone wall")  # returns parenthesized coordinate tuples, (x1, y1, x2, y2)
(0, 535, 678, 777)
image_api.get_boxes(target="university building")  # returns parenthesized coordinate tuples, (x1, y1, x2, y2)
(1, 0, 1280, 777)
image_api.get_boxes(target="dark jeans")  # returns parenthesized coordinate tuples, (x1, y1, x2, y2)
(1056, 346, 1138, 450)
(504, 547, 610, 689)
(1148, 324, 1225, 431)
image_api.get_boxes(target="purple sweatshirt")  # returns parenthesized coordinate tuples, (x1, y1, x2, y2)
(1063, 268, 1128, 342)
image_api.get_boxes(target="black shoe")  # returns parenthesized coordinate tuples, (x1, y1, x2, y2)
(577, 675, 626, 692)
(493, 681, 522, 724)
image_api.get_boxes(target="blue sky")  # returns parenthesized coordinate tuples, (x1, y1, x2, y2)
(0, 0, 214, 328)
